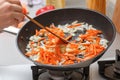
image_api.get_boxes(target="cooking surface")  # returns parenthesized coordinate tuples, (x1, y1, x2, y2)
(0, 0, 120, 80)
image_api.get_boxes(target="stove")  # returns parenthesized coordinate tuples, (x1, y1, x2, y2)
(98, 49, 120, 80)
(31, 66, 89, 80)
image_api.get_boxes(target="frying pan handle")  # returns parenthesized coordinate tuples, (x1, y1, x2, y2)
(3, 26, 20, 35)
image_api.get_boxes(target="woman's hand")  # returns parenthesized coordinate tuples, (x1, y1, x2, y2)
(0, 0, 24, 31)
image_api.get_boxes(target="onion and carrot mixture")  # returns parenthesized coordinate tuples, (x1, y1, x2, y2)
(25, 21, 108, 65)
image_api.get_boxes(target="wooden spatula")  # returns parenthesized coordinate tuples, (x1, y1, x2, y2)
(24, 14, 69, 44)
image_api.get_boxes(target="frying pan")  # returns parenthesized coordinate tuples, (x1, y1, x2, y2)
(17, 8, 116, 71)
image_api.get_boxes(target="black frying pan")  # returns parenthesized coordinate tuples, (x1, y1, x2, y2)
(17, 8, 116, 70)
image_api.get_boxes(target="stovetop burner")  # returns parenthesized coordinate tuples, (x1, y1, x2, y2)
(31, 66, 89, 80)
(98, 49, 120, 80)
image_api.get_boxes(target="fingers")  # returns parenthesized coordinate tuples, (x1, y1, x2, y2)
(3, 1, 22, 13)
(0, 18, 19, 28)
(4, 3, 24, 27)
(7, 0, 21, 5)
(4, 2, 24, 22)
(12, 19, 19, 27)
(11, 12, 24, 23)
(0, 0, 24, 29)
(10, 3, 23, 12)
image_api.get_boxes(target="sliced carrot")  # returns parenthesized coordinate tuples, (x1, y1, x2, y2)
(63, 60, 74, 65)
(25, 22, 107, 65)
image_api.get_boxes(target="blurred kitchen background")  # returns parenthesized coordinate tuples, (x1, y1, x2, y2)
(25, 0, 117, 18)
(66, 0, 116, 19)
(21, 0, 117, 18)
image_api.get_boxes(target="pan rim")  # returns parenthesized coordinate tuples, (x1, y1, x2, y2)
(16, 8, 116, 70)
